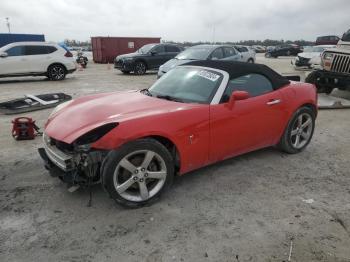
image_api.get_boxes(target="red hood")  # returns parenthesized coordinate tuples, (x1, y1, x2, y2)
(45, 90, 193, 143)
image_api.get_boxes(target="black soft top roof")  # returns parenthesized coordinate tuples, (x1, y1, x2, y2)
(181, 60, 290, 90)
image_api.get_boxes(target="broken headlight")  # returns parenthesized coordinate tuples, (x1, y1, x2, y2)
(74, 123, 118, 151)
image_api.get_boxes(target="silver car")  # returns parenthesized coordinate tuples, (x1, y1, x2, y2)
(158, 44, 244, 78)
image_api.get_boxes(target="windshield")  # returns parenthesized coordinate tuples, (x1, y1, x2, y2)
(341, 30, 350, 41)
(138, 44, 157, 54)
(148, 67, 223, 104)
(176, 47, 212, 60)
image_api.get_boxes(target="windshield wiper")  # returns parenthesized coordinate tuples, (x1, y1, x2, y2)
(140, 89, 153, 97)
(156, 95, 184, 103)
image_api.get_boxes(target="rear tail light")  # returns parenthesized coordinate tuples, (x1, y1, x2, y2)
(65, 51, 73, 57)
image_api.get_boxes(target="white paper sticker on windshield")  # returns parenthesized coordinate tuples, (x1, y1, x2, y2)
(197, 70, 220, 82)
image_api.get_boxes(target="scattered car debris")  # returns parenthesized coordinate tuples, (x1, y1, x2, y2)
(302, 198, 315, 204)
(288, 239, 293, 261)
(0, 93, 72, 115)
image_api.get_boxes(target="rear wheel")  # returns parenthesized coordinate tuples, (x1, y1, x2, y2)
(48, 64, 66, 81)
(134, 61, 147, 75)
(102, 139, 174, 208)
(278, 107, 315, 154)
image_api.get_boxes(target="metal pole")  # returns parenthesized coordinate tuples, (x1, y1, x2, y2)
(6, 17, 11, 33)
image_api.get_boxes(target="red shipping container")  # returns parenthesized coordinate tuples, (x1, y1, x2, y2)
(91, 36, 161, 63)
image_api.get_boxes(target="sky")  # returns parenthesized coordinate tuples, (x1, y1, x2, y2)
(0, 0, 349, 42)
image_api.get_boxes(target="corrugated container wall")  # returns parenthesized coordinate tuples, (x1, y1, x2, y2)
(0, 33, 45, 48)
(91, 37, 161, 63)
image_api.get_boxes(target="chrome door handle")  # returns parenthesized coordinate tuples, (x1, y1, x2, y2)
(266, 99, 281, 105)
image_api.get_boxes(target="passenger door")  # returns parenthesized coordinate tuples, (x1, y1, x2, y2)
(25, 45, 54, 73)
(209, 74, 286, 162)
(222, 47, 241, 61)
(0, 45, 28, 75)
(147, 45, 167, 69)
(164, 45, 181, 60)
(208, 47, 224, 60)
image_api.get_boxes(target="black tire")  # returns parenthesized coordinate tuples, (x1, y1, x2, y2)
(278, 107, 315, 154)
(48, 64, 66, 81)
(305, 71, 333, 94)
(134, 61, 147, 75)
(247, 58, 254, 63)
(102, 139, 174, 208)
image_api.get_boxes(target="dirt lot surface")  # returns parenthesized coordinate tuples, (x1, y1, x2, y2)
(1, 54, 350, 262)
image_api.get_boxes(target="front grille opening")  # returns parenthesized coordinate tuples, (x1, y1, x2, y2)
(50, 137, 74, 153)
(330, 53, 350, 74)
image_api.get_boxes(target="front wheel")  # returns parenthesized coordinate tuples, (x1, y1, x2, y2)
(102, 139, 174, 208)
(48, 64, 66, 81)
(247, 58, 254, 63)
(278, 107, 315, 154)
(134, 61, 147, 75)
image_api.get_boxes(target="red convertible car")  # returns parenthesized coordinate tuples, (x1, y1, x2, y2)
(39, 60, 317, 207)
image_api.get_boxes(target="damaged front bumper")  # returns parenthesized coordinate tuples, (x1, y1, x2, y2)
(38, 133, 104, 185)
(291, 56, 311, 68)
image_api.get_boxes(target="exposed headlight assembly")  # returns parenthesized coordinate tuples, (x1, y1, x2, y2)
(74, 123, 118, 151)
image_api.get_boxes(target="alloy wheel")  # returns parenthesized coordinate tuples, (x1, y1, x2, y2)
(51, 66, 65, 80)
(113, 150, 167, 202)
(135, 62, 146, 75)
(290, 113, 313, 149)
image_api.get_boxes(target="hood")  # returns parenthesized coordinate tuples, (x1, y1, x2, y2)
(116, 52, 143, 60)
(45, 90, 194, 144)
(159, 58, 193, 73)
(298, 52, 321, 59)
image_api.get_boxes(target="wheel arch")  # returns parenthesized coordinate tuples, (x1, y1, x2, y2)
(138, 135, 181, 173)
(95, 131, 182, 174)
(300, 103, 317, 117)
(47, 62, 68, 73)
(134, 58, 149, 69)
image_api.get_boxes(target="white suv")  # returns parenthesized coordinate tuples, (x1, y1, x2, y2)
(0, 42, 77, 80)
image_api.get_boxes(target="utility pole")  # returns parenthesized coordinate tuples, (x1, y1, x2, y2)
(6, 17, 11, 33)
(212, 25, 216, 44)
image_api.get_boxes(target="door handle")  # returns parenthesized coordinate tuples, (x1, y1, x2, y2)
(266, 99, 281, 105)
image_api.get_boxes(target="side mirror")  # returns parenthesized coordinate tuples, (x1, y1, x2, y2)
(227, 90, 249, 109)
(151, 51, 157, 56)
(0, 52, 8, 58)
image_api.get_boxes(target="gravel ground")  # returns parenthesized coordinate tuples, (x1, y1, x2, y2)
(0, 54, 349, 262)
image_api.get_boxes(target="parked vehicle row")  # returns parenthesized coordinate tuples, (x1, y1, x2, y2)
(114, 43, 256, 76)
(0, 42, 76, 80)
